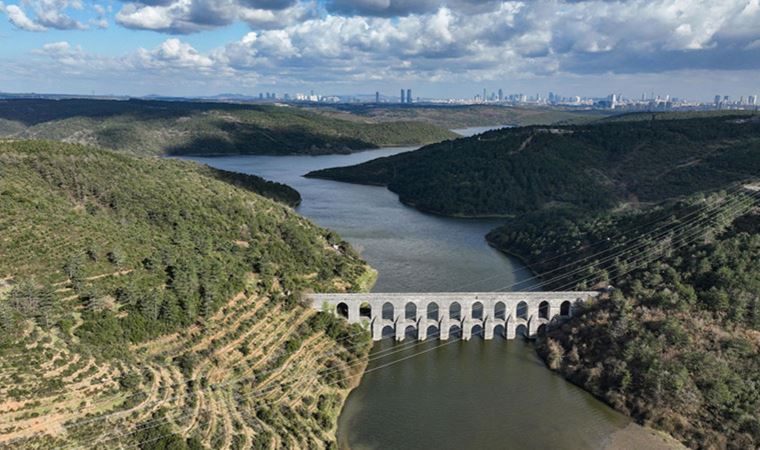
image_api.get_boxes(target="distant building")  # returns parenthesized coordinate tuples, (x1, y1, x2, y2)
(750, 95, 758, 106)
(400, 89, 405, 104)
(406, 89, 412, 104)
(498, 89, 503, 102)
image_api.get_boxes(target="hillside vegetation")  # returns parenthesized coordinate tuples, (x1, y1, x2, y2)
(0, 140, 376, 449)
(509, 190, 760, 449)
(0, 99, 456, 156)
(314, 104, 609, 128)
(307, 115, 760, 217)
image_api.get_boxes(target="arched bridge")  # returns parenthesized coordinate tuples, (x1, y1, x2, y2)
(309, 292, 599, 341)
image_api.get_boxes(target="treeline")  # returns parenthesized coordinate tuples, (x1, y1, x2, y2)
(0, 99, 456, 156)
(307, 115, 760, 217)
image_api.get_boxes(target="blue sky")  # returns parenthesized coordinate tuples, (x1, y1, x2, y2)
(1, 0, 759, 100)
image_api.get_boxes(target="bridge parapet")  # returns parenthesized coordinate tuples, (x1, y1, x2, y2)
(310, 292, 598, 341)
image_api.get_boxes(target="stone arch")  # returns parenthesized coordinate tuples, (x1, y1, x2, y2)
(449, 324, 462, 338)
(515, 324, 528, 338)
(516, 301, 528, 320)
(560, 301, 571, 316)
(471, 324, 484, 339)
(336, 302, 349, 319)
(537, 324, 547, 336)
(405, 302, 417, 321)
(449, 302, 461, 320)
(359, 302, 371, 320)
(493, 324, 505, 339)
(426, 325, 438, 340)
(381, 325, 395, 339)
(427, 302, 439, 321)
(539, 301, 550, 319)
(472, 302, 484, 320)
(404, 325, 417, 340)
(382, 302, 394, 321)
(494, 301, 506, 320)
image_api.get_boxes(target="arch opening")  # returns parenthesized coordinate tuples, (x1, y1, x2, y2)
(537, 324, 547, 336)
(359, 302, 371, 320)
(336, 302, 349, 319)
(495, 301, 506, 320)
(515, 324, 528, 338)
(539, 301, 550, 320)
(381, 325, 395, 339)
(426, 325, 438, 340)
(404, 325, 417, 340)
(382, 302, 394, 321)
(560, 301, 571, 316)
(427, 302, 439, 321)
(472, 324, 484, 339)
(449, 324, 462, 338)
(405, 302, 417, 321)
(472, 302, 483, 320)
(493, 324, 505, 339)
(449, 302, 461, 321)
(516, 301, 528, 320)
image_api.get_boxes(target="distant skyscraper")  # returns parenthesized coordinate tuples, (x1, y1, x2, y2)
(498, 89, 503, 102)
(376, 91, 380, 103)
(749, 95, 758, 106)
(483, 88, 487, 103)
(400, 89, 405, 103)
(406, 89, 412, 104)
(714, 95, 721, 107)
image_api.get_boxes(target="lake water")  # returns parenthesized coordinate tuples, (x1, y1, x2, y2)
(183, 134, 634, 450)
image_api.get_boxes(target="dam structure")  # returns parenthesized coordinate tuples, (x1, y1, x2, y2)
(310, 292, 599, 341)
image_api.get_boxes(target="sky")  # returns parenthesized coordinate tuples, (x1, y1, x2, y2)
(0, 0, 759, 100)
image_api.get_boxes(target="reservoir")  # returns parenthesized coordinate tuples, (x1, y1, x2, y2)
(184, 135, 648, 450)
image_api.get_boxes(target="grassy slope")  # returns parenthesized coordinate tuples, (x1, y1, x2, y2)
(313, 104, 610, 128)
(307, 115, 760, 217)
(0, 140, 375, 449)
(0, 99, 457, 156)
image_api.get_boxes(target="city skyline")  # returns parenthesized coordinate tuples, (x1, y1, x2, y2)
(0, 1, 759, 99)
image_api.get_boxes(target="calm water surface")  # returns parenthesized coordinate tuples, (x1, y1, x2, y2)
(184, 132, 632, 449)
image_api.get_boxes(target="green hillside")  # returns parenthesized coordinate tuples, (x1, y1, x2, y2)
(315, 104, 609, 128)
(307, 115, 760, 217)
(491, 189, 760, 449)
(0, 99, 457, 156)
(0, 140, 375, 448)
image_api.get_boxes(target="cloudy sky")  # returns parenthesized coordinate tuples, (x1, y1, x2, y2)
(1, 0, 759, 100)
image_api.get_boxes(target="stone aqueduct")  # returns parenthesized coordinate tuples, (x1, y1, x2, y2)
(310, 292, 599, 341)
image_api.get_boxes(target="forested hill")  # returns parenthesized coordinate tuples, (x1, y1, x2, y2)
(489, 188, 760, 449)
(0, 98, 456, 156)
(0, 140, 376, 449)
(306, 115, 760, 217)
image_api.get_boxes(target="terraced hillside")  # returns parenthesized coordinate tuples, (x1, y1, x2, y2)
(0, 140, 376, 449)
(0, 99, 457, 156)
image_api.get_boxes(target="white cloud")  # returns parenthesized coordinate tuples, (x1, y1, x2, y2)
(116, 0, 313, 33)
(1, 0, 86, 31)
(5, 4, 47, 31)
